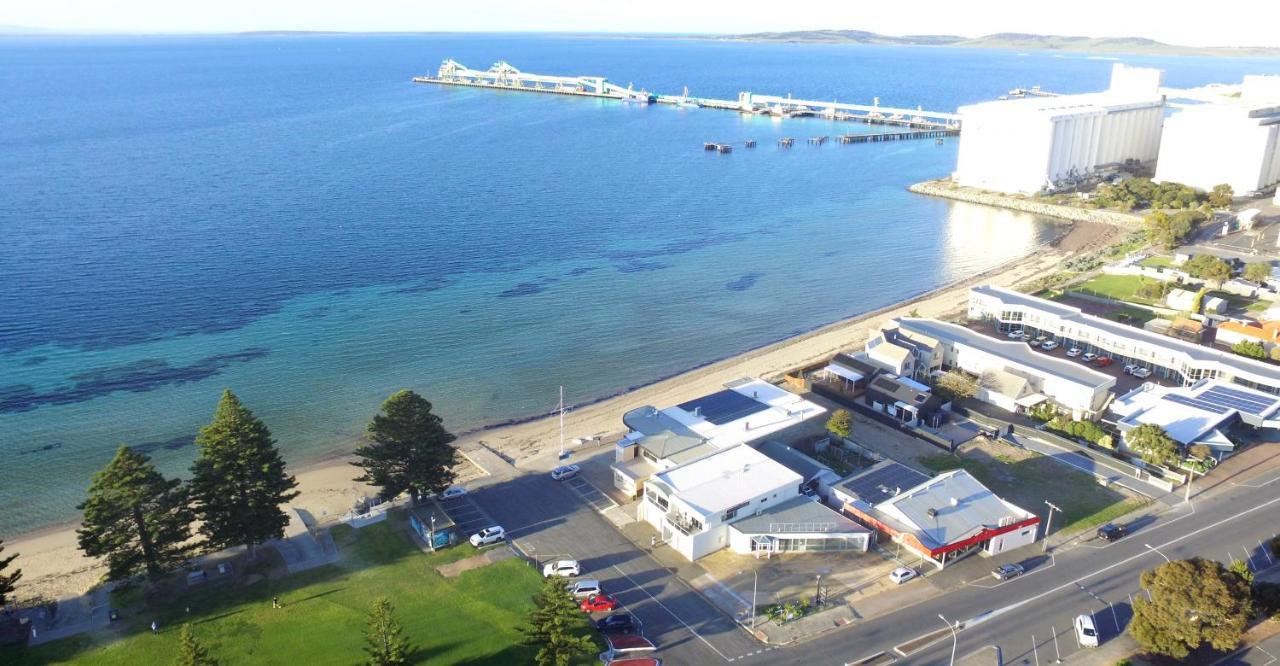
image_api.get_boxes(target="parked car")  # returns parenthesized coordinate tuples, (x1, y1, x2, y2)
(551, 464, 581, 481)
(1066, 347, 1083, 358)
(1097, 523, 1126, 542)
(542, 559, 581, 578)
(889, 567, 918, 585)
(1041, 340, 1060, 351)
(439, 486, 468, 500)
(1081, 352, 1098, 363)
(595, 612, 641, 635)
(1123, 364, 1138, 375)
(568, 579, 603, 598)
(1094, 357, 1114, 367)
(1074, 614, 1099, 647)
(1006, 329, 1025, 339)
(581, 593, 620, 613)
(1131, 367, 1153, 379)
(991, 563, 1025, 581)
(469, 525, 506, 547)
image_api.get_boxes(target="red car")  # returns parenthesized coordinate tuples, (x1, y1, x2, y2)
(580, 593, 620, 613)
(1095, 357, 1114, 367)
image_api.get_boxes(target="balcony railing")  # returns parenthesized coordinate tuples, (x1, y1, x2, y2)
(666, 513, 704, 536)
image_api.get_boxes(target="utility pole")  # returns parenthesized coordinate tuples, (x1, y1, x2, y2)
(1185, 467, 1198, 502)
(1043, 500, 1062, 553)
(558, 386, 566, 458)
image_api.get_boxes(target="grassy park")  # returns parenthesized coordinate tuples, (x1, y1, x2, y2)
(3, 517, 578, 665)
(919, 439, 1149, 536)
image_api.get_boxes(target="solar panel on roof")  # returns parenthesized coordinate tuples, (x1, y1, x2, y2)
(841, 463, 929, 502)
(1200, 385, 1277, 415)
(677, 389, 771, 426)
(1165, 393, 1230, 414)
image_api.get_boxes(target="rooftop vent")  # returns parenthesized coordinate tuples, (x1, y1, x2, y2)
(950, 497, 959, 507)
(926, 507, 938, 518)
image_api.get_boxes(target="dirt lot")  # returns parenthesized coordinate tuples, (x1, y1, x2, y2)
(920, 437, 1148, 535)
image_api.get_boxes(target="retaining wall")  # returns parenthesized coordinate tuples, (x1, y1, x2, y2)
(908, 180, 1143, 229)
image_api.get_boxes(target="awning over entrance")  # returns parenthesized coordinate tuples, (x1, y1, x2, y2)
(824, 363, 864, 383)
(1015, 393, 1048, 407)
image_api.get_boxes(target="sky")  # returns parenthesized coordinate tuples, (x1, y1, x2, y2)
(4, 0, 1280, 48)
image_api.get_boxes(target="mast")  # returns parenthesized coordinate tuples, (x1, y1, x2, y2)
(558, 386, 565, 457)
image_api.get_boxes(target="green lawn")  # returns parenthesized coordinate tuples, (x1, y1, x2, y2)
(3, 516, 592, 665)
(1140, 255, 1177, 269)
(1073, 274, 1157, 305)
(919, 448, 1150, 536)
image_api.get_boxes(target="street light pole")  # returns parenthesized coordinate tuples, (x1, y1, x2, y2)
(939, 614, 958, 666)
(739, 570, 759, 631)
(1042, 500, 1062, 553)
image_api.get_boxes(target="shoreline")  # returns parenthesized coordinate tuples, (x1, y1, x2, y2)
(3, 215, 1121, 606)
(907, 179, 1144, 228)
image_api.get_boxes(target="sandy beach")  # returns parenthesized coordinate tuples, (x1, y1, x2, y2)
(4, 218, 1121, 607)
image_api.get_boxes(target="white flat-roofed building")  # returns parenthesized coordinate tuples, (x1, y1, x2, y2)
(1110, 379, 1280, 456)
(1155, 75, 1280, 195)
(883, 318, 1116, 420)
(953, 64, 1165, 194)
(641, 446, 868, 561)
(611, 378, 826, 497)
(969, 285, 1280, 395)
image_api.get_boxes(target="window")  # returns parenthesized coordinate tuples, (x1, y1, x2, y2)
(722, 502, 749, 522)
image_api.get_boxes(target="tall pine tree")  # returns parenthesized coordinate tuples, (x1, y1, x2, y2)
(173, 623, 218, 666)
(363, 597, 410, 666)
(189, 390, 299, 558)
(519, 578, 596, 666)
(352, 390, 457, 504)
(0, 538, 21, 606)
(76, 446, 193, 581)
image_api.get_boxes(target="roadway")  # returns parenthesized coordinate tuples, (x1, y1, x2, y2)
(464, 452, 1280, 665)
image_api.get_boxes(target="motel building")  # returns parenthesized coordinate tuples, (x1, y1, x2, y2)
(639, 445, 870, 561)
(969, 285, 1280, 396)
(831, 461, 1039, 570)
(611, 377, 826, 498)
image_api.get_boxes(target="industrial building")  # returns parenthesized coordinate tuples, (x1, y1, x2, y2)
(969, 285, 1280, 395)
(611, 378, 825, 497)
(1155, 75, 1280, 196)
(952, 64, 1165, 194)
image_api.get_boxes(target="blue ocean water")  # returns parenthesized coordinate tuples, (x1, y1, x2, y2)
(2, 34, 1277, 534)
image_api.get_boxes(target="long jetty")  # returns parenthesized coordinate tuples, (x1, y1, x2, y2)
(413, 59, 962, 131)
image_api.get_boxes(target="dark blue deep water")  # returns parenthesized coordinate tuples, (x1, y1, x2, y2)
(2, 34, 1277, 533)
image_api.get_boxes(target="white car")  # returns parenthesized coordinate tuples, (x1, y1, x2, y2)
(1005, 329, 1026, 339)
(1066, 347, 1083, 358)
(439, 486, 468, 500)
(1074, 614, 1099, 647)
(469, 526, 505, 547)
(542, 559, 581, 578)
(1040, 341, 1060, 351)
(888, 567, 917, 585)
(551, 464, 581, 481)
(1123, 364, 1138, 375)
(568, 579, 602, 598)
(1081, 352, 1098, 363)
(1131, 367, 1153, 379)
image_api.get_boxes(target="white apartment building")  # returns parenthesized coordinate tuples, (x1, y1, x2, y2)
(1155, 75, 1280, 196)
(953, 64, 1165, 194)
(969, 285, 1280, 395)
(639, 445, 869, 561)
(881, 318, 1116, 419)
(611, 378, 826, 497)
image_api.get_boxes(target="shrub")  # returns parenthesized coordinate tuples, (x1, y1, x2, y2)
(1270, 536, 1280, 560)
(1255, 581, 1280, 619)
(1233, 340, 1268, 360)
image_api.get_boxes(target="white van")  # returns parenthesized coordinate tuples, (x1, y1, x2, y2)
(1074, 614, 1099, 647)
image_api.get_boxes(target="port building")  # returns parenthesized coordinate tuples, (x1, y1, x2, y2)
(952, 64, 1166, 194)
(1154, 75, 1280, 196)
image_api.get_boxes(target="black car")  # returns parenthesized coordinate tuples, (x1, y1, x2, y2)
(595, 612, 640, 634)
(1098, 523, 1127, 542)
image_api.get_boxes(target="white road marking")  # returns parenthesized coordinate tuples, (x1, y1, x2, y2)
(1031, 635, 1039, 666)
(1109, 602, 1121, 633)
(1053, 625, 1062, 661)
(1263, 540, 1276, 565)
(611, 564, 733, 662)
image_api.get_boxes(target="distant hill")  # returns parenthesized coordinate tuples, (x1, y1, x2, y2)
(719, 29, 1280, 58)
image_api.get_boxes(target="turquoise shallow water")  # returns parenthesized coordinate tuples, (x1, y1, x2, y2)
(2, 34, 1277, 535)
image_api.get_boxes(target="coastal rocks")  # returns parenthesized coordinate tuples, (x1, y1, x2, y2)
(908, 179, 1142, 229)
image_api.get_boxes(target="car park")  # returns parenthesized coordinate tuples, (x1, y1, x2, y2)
(991, 563, 1025, 581)
(1041, 340, 1059, 351)
(1066, 347, 1083, 357)
(542, 559, 581, 578)
(551, 464, 581, 481)
(1081, 352, 1098, 363)
(439, 486, 467, 500)
(1097, 523, 1126, 542)
(568, 579, 603, 598)
(469, 525, 505, 547)
(595, 612, 641, 635)
(580, 593, 620, 613)
(889, 567, 917, 585)
(1095, 357, 1114, 367)
(1074, 614, 1099, 647)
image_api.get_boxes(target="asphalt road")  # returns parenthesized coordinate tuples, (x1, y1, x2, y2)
(465, 458, 1280, 665)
